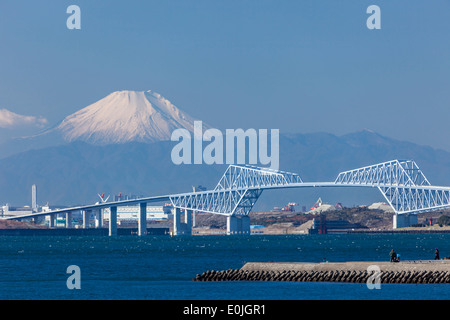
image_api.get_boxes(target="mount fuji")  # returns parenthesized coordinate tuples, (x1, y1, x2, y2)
(0, 90, 205, 157)
(57, 90, 199, 145)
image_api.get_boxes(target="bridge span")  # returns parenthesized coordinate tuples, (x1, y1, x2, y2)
(5, 159, 450, 235)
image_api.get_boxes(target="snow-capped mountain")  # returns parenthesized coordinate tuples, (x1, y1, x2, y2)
(57, 90, 200, 144)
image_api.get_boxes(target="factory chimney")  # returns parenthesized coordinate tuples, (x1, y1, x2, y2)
(32, 184, 37, 212)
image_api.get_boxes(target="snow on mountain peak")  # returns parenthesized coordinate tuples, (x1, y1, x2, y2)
(57, 90, 201, 144)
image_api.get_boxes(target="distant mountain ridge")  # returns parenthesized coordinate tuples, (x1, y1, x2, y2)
(1, 130, 450, 209)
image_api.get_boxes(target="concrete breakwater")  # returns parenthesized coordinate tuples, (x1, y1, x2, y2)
(193, 261, 450, 284)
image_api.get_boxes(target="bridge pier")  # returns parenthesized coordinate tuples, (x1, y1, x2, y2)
(172, 208, 192, 235)
(138, 202, 147, 236)
(109, 206, 117, 236)
(82, 210, 91, 229)
(185, 209, 192, 235)
(65, 212, 73, 228)
(393, 213, 418, 229)
(173, 207, 181, 235)
(95, 209, 103, 228)
(227, 215, 250, 235)
(49, 214, 56, 228)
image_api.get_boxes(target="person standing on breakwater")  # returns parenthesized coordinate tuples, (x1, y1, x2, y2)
(435, 248, 440, 260)
(390, 249, 397, 262)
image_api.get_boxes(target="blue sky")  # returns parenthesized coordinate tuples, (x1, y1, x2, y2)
(1, 1, 449, 149)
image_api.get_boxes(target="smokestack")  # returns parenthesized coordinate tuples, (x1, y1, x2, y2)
(32, 184, 37, 212)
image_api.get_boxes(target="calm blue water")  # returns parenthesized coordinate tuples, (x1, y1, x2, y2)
(0, 234, 449, 300)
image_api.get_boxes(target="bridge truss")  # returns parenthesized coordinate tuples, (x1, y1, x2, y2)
(170, 160, 450, 216)
(7, 159, 450, 229)
(169, 165, 302, 216)
(334, 160, 450, 214)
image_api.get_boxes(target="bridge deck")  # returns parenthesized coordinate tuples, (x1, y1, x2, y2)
(6, 160, 450, 221)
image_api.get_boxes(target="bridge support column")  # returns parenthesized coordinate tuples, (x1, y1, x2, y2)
(65, 212, 73, 228)
(227, 216, 237, 235)
(82, 210, 91, 229)
(95, 209, 103, 228)
(185, 209, 192, 235)
(49, 214, 56, 228)
(109, 206, 117, 236)
(138, 203, 147, 236)
(173, 207, 181, 235)
(242, 215, 250, 234)
(393, 214, 418, 229)
(172, 208, 192, 235)
(227, 215, 250, 235)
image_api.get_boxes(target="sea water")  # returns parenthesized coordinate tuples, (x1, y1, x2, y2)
(0, 234, 449, 300)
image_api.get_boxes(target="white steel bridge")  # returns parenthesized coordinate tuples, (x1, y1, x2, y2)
(6, 159, 450, 235)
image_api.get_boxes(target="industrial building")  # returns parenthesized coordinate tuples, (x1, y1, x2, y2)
(42, 204, 173, 227)
(103, 204, 173, 224)
(1, 204, 34, 218)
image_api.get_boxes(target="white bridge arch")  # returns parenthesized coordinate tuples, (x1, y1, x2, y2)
(7, 159, 450, 235)
(170, 159, 450, 216)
